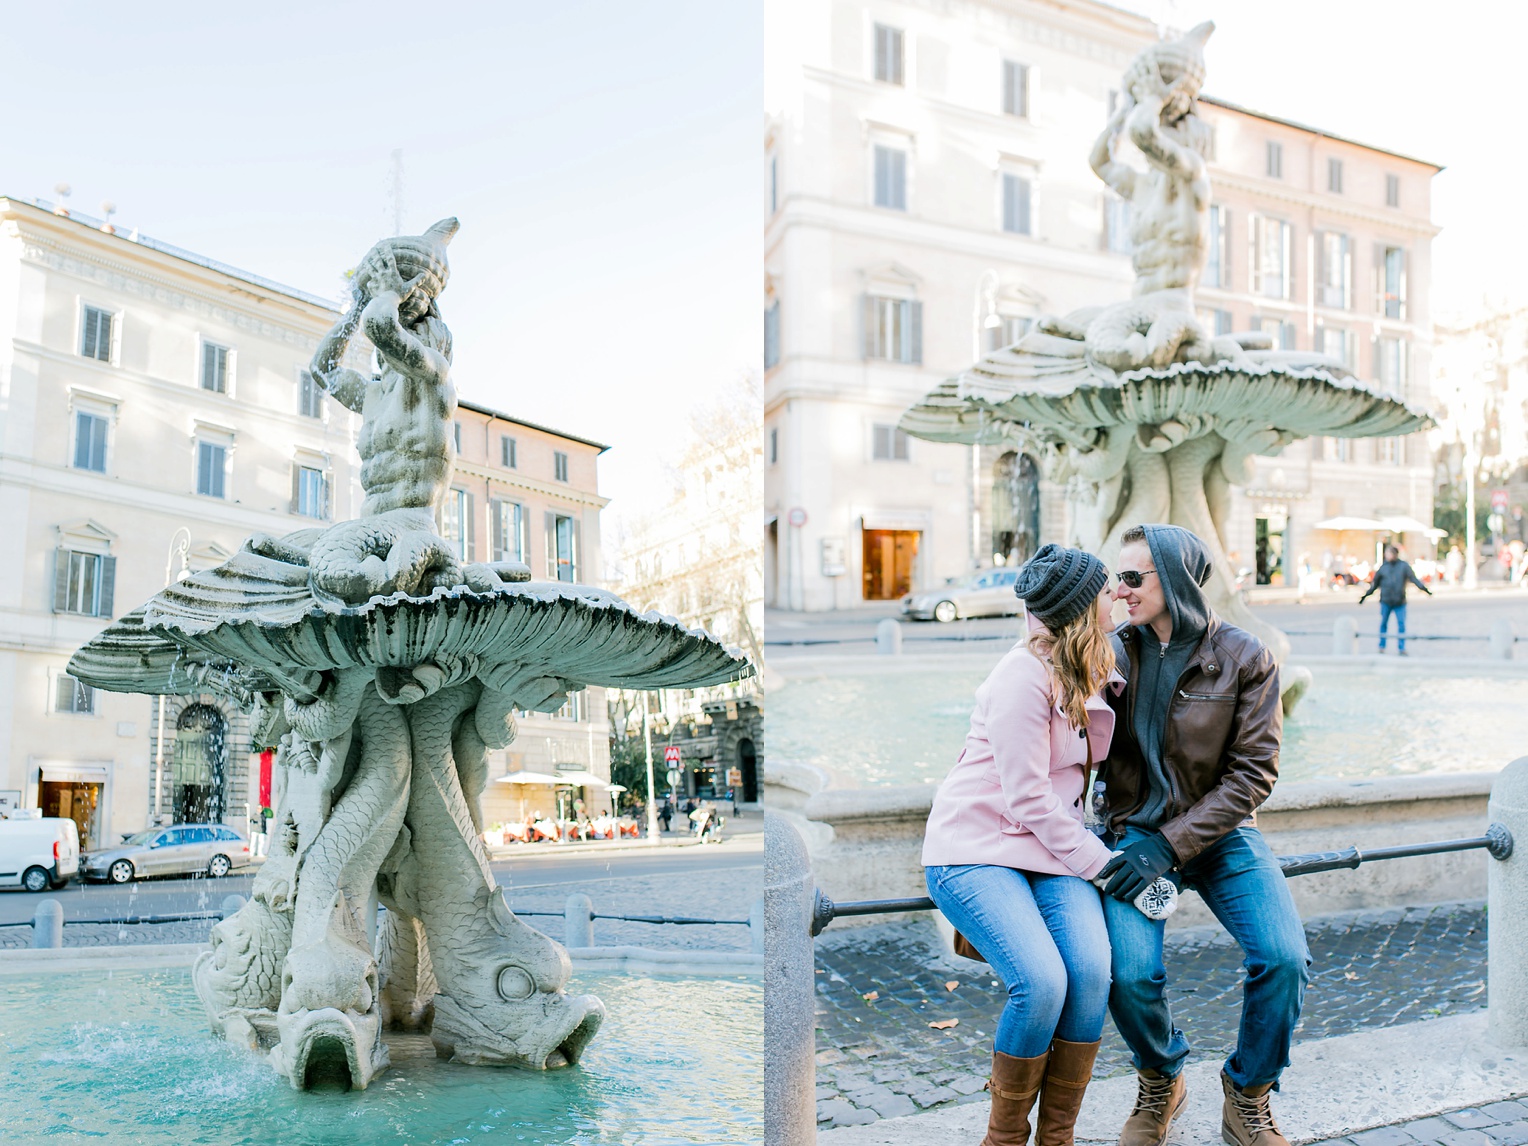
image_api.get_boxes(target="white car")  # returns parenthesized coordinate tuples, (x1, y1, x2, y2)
(0, 816, 80, 892)
(902, 567, 1023, 622)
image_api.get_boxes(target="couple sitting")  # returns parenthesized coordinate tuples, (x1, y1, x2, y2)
(923, 525, 1308, 1146)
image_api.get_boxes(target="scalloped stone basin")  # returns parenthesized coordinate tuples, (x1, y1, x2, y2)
(767, 661, 1528, 788)
(0, 967, 761, 1144)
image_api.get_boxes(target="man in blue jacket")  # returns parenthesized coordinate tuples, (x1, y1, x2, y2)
(1358, 545, 1432, 655)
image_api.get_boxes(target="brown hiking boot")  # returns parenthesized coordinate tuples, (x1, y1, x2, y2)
(980, 1049, 1049, 1146)
(1034, 1038, 1102, 1146)
(1118, 1069, 1187, 1146)
(1220, 1070, 1291, 1146)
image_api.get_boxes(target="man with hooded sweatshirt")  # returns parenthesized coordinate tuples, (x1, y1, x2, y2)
(1093, 524, 1309, 1146)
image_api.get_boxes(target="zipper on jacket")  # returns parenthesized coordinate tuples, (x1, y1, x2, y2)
(1178, 689, 1228, 701)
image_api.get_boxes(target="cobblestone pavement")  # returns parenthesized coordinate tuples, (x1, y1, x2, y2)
(813, 902, 1489, 1130)
(1312, 1098, 1528, 1146)
(0, 862, 763, 954)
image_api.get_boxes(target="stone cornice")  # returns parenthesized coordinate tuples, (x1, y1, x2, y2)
(1208, 171, 1440, 240)
(450, 457, 610, 510)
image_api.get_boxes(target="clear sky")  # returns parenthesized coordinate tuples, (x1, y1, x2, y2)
(0, 1, 762, 546)
(1125, 0, 1528, 323)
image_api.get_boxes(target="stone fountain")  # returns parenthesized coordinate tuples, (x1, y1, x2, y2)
(68, 220, 749, 1091)
(900, 22, 1431, 695)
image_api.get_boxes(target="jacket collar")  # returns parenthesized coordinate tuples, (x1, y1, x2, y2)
(1116, 614, 1225, 677)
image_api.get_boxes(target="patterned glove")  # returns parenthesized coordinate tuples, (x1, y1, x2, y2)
(1098, 833, 1177, 902)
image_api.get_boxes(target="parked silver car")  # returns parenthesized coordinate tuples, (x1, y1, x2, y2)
(901, 567, 1022, 622)
(81, 823, 251, 884)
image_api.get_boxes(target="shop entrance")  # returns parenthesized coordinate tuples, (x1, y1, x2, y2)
(1255, 509, 1287, 586)
(862, 529, 919, 600)
(737, 738, 758, 803)
(39, 778, 102, 851)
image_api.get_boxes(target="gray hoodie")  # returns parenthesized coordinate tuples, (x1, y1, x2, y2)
(1125, 525, 1215, 831)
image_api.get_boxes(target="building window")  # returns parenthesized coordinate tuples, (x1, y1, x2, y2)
(1250, 215, 1291, 299)
(74, 411, 108, 472)
(1318, 232, 1351, 309)
(1002, 173, 1032, 235)
(552, 693, 583, 722)
(546, 512, 579, 582)
(764, 299, 781, 370)
(862, 295, 922, 364)
(294, 465, 328, 519)
(553, 451, 569, 482)
(872, 423, 911, 461)
(55, 674, 95, 715)
(1328, 158, 1344, 194)
(1209, 309, 1234, 337)
(1375, 337, 1408, 392)
(769, 426, 778, 465)
(1105, 196, 1132, 255)
(1266, 141, 1283, 179)
(1380, 247, 1406, 320)
(501, 435, 517, 468)
(1319, 326, 1356, 372)
(1253, 316, 1297, 350)
(81, 306, 113, 362)
(53, 549, 115, 617)
(1205, 205, 1228, 288)
(1386, 174, 1401, 208)
(491, 499, 524, 562)
(201, 342, 229, 393)
(1378, 437, 1402, 465)
(1002, 60, 1029, 118)
(873, 23, 903, 84)
(444, 488, 474, 561)
(873, 145, 907, 210)
(298, 371, 323, 418)
(985, 316, 1033, 353)
(1334, 437, 1354, 463)
(196, 441, 226, 498)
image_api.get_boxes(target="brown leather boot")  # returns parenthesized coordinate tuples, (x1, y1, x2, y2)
(1117, 1069, 1187, 1146)
(980, 1049, 1049, 1146)
(1220, 1070, 1291, 1146)
(1034, 1037, 1101, 1146)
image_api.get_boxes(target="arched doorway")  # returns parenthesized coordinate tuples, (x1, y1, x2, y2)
(173, 704, 227, 824)
(737, 738, 758, 803)
(992, 452, 1041, 567)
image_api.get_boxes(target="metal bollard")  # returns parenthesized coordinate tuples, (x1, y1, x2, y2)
(764, 812, 815, 1146)
(564, 893, 594, 948)
(220, 894, 247, 920)
(1491, 619, 1515, 661)
(749, 896, 765, 955)
(31, 899, 63, 949)
(1490, 757, 1528, 1046)
(875, 617, 902, 655)
(1332, 615, 1358, 656)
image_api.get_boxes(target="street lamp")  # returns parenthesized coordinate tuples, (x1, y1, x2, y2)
(153, 528, 192, 824)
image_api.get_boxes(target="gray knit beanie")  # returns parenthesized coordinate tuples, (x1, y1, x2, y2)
(1014, 543, 1108, 629)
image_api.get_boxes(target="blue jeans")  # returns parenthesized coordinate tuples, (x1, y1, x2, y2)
(1103, 826, 1309, 1089)
(1379, 602, 1407, 651)
(926, 864, 1111, 1057)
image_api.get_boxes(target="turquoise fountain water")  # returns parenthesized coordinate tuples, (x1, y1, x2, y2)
(0, 967, 760, 1144)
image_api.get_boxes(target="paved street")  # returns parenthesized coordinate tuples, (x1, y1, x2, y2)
(812, 902, 1489, 1130)
(1311, 1100, 1528, 1146)
(767, 588, 1528, 662)
(0, 834, 763, 951)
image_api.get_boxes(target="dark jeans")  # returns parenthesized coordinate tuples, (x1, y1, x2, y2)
(1102, 826, 1310, 1089)
(1379, 602, 1408, 651)
(926, 864, 1111, 1058)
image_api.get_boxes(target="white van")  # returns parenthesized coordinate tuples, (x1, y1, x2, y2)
(0, 817, 80, 892)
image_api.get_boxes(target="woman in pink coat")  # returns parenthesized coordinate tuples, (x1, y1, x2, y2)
(922, 544, 1120, 1146)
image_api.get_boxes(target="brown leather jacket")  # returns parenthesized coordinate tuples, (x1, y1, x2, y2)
(1097, 616, 1282, 864)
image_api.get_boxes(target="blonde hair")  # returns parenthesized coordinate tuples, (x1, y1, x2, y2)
(1026, 601, 1114, 730)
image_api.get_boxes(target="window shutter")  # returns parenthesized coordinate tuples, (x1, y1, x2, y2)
(1222, 209, 1232, 289)
(544, 512, 557, 579)
(1372, 243, 1383, 313)
(1281, 222, 1293, 300)
(323, 472, 333, 520)
(53, 548, 71, 613)
(569, 514, 582, 582)
(908, 300, 923, 364)
(1399, 250, 1408, 320)
(1017, 177, 1031, 235)
(290, 464, 301, 513)
(98, 556, 116, 618)
(862, 294, 876, 359)
(465, 493, 476, 561)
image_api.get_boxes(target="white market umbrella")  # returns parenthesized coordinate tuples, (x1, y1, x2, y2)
(1312, 516, 1387, 532)
(553, 770, 608, 789)
(495, 770, 570, 822)
(1380, 515, 1435, 535)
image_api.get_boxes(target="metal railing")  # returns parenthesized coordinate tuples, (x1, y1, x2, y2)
(809, 825, 1515, 936)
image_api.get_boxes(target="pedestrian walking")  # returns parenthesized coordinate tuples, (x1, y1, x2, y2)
(1358, 545, 1433, 655)
(729, 787, 739, 816)
(657, 800, 672, 834)
(922, 543, 1119, 1146)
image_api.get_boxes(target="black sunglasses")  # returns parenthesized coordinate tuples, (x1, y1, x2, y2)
(1115, 569, 1158, 590)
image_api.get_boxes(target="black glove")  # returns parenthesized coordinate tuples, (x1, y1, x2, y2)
(1099, 833, 1177, 902)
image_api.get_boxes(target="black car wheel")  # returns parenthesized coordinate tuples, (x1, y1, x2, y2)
(207, 855, 232, 879)
(108, 859, 135, 884)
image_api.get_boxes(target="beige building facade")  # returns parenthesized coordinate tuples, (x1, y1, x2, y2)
(0, 198, 359, 849)
(445, 398, 616, 824)
(763, 0, 1439, 610)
